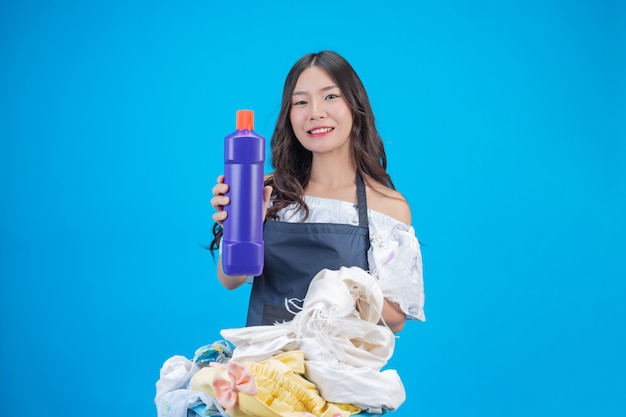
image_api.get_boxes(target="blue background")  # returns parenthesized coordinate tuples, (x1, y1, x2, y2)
(1, 1, 625, 416)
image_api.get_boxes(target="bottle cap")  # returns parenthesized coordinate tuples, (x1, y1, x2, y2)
(236, 110, 254, 130)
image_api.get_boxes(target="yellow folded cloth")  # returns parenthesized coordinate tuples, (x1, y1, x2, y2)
(191, 350, 359, 417)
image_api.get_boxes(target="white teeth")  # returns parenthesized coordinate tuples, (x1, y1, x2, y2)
(310, 127, 333, 134)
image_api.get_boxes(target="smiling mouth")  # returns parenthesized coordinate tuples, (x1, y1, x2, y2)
(308, 127, 334, 134)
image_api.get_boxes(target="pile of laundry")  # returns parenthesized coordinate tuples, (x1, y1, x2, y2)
(155, 267, 406, 417)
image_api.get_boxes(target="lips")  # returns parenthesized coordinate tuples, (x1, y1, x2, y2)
(308, 127, 334, 135)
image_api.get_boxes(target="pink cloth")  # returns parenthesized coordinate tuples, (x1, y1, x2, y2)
(210, 361, 257, 409)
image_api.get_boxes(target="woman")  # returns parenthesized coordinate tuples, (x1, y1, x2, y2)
(210, 50, 424, 333)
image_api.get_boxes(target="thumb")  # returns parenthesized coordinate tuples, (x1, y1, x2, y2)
(262, 186, 273, 219)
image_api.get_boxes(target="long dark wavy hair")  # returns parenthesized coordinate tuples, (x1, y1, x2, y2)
(210, 50, 394, 253)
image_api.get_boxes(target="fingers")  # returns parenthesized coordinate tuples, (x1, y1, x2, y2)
(212, 177, 272, 224)
(211, 193, 230, 209)
(263, 185, 273, 204)
(212, 210, 228, 224)
(212, 175, 229, 198)
(212, 175, 230, 225)
(262, 185, 273, 220)
(211, 191, 230, 211)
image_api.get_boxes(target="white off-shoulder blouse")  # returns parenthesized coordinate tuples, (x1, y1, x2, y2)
(270, 195, 425, 321)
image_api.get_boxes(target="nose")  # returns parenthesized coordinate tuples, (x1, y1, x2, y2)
(309, 98, 326, 120)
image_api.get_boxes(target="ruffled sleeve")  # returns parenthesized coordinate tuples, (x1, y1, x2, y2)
(367, 215, 425, 321)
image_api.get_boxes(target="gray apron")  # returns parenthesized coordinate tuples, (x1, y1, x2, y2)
(246, 173, 371, 326)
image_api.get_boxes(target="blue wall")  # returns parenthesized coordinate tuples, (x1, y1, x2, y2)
(1, 1, 624, 416)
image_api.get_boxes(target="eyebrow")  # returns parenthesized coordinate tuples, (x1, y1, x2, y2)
(292, 85, 339, 96)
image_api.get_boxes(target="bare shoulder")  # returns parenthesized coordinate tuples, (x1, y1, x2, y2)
(365, 180, 412, 224)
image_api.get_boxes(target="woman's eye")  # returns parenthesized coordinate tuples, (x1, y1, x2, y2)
(326, 94, 339, 100)
(293, 100, 307, 106)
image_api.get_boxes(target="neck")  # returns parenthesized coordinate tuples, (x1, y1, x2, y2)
(309, 156, 356, 189)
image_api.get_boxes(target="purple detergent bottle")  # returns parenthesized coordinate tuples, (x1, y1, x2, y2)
(222, 109, 265, 276)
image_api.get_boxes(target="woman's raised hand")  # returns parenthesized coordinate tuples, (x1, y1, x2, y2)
(211, 175, 273, 225)
(211, 175, 230, 225)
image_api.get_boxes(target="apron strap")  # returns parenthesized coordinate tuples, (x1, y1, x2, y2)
(356, 172, 369, 228)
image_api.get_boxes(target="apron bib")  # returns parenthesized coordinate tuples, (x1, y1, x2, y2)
(246, 173, 371, 326)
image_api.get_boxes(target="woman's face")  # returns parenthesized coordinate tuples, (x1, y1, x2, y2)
(289, 66, 353, 156)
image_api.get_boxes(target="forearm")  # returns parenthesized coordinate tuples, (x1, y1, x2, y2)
(216, 252, 248, 290)
(381, 299, 406, 334)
